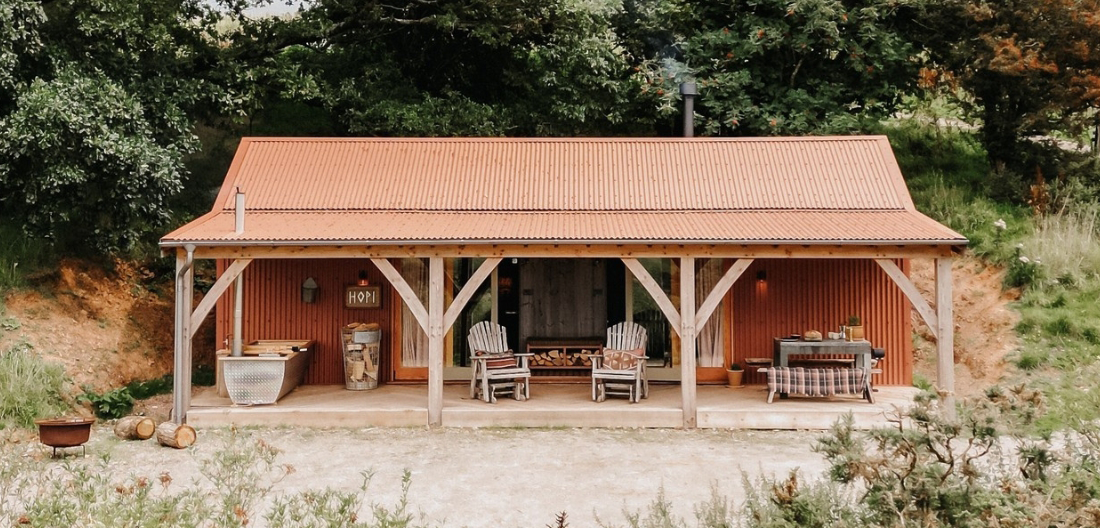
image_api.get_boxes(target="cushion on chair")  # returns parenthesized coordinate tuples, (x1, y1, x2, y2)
(603, 349, 643, 370)
(475, 351, 517, 369)
(484, 357, 517, 369)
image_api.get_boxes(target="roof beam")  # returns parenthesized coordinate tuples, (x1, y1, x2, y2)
(189, 243, 960, 260)
(622, 258, 681, 336)
(695, 258, 753, 330)
(443, 258, 501, 332)
(189, 259, 252, 338)
(371, 258, 429, 333)
(874, 259, 938, 339)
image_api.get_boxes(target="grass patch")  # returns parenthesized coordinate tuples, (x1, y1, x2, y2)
(0, 342, 71, 429)
(1014, 350, 1044, 371)
(0, 222, 53, 292)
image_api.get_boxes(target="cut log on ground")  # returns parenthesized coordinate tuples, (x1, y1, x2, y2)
(114, 416, 156, 440)
(156, 422, 196, 449)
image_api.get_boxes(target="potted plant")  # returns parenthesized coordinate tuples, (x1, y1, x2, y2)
(846, 315, 865, 341)
(726, 362, 744, 387)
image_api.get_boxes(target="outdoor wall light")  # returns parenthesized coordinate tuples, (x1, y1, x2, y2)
(301, 277, 319, 303)
(357, 270, 369, 286)
(756, 270, 767, 283)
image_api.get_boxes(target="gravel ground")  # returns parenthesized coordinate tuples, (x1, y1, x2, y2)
(33, 426, 833, 528)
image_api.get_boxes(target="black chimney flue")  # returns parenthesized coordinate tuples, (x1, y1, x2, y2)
(679, 82, 697, 138)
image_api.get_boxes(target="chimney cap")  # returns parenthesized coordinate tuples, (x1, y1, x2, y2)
(679, 82, 698, 96)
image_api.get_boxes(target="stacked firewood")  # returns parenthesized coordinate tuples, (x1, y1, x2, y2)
(529, 350, 594, 368)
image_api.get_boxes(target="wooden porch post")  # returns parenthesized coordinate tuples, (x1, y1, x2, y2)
(172, 248, 195, 424)
(428, 257, 445, 427)
(935, 257, 956, 418)
(680, 257, 697, 428)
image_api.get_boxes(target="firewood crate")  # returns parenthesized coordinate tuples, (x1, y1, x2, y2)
(341, 322, 381, 390)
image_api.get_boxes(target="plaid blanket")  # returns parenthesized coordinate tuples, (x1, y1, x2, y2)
(767, 367, 867, 397)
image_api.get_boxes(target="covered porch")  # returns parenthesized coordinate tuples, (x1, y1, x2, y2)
(161, 137, 968, 428)
(187, 383, 919, 429)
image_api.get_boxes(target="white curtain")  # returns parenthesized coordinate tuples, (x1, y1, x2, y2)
(695, 259, 724, 367)
(401, 258, 429, 367)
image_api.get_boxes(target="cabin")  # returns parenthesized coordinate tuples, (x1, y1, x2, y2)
(161, 136, 967, 428)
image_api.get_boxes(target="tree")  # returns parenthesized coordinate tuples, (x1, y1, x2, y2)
(0, 0, 227, 253)
(918, 0, 1100, 174)
(220, 0, 659, 137)
(634, 0, 923, 136)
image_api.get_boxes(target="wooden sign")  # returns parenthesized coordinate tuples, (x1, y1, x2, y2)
(345, 286, 381, 309)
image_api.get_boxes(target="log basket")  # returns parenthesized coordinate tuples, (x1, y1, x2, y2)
(35, 417, 96, 457)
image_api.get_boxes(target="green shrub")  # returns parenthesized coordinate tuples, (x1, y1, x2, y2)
(912, 374, 933, 391)
(1043, 316, 1075, 337)
(0, 342, 70, 429)
(125, 374, 173, 400)
(1015, 351, 1044, 371)
(1006, 245, 1044, 289)
(80, 387, 135, 419)
(1083, 327, 1100, 344)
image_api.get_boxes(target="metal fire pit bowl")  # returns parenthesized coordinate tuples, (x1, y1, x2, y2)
(34, 417, 96, 457)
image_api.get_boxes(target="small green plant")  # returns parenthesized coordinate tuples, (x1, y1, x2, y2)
(1006, 244, 1044, 289)
(80, 387, 134, 419)
(912, 373, 933, 391)
(728, 363, 742, 372)
(1015, 350, 1044, 370)
(79, 374, 179, 419)
(847, 315, 861, 326)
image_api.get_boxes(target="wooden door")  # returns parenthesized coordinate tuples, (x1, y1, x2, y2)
(519, 259, 608, 350)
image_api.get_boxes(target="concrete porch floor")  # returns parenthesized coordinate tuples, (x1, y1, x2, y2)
(189, 382, 918, 429)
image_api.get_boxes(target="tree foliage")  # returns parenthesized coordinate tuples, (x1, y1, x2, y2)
(0, 0, 225, 253)
(221, 0, 658, 137)
(638, 0, 922, 136)
(5, 0, 1099, 255)
(919, 0, 1100, 172)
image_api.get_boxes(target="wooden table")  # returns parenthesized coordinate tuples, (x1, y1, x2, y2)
(772, 338, 873, 369)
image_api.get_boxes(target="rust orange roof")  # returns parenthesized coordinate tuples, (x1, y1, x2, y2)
(162, 137, 966, 246)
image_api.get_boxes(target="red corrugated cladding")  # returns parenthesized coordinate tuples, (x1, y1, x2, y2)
(730, 259, 912, 386)
(214, 257, 912, 387)
(215, 259, 398, 385)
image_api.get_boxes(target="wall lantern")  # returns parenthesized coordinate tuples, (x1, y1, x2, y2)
(301, 277, 319, 303)
(756, 270, 767, 283)
(357, 270, 369, 286)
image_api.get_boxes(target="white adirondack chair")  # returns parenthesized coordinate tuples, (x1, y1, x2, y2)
(467, 321, 531, 403)
(591, 322, 648, 403)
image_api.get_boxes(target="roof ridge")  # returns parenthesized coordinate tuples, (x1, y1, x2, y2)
(240, 135, 889, 143)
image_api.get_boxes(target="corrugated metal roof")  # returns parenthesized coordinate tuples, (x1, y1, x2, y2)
(162, 136, 967, 246)
(221, 137, 911, 211)
(164, 210, 962, 244)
